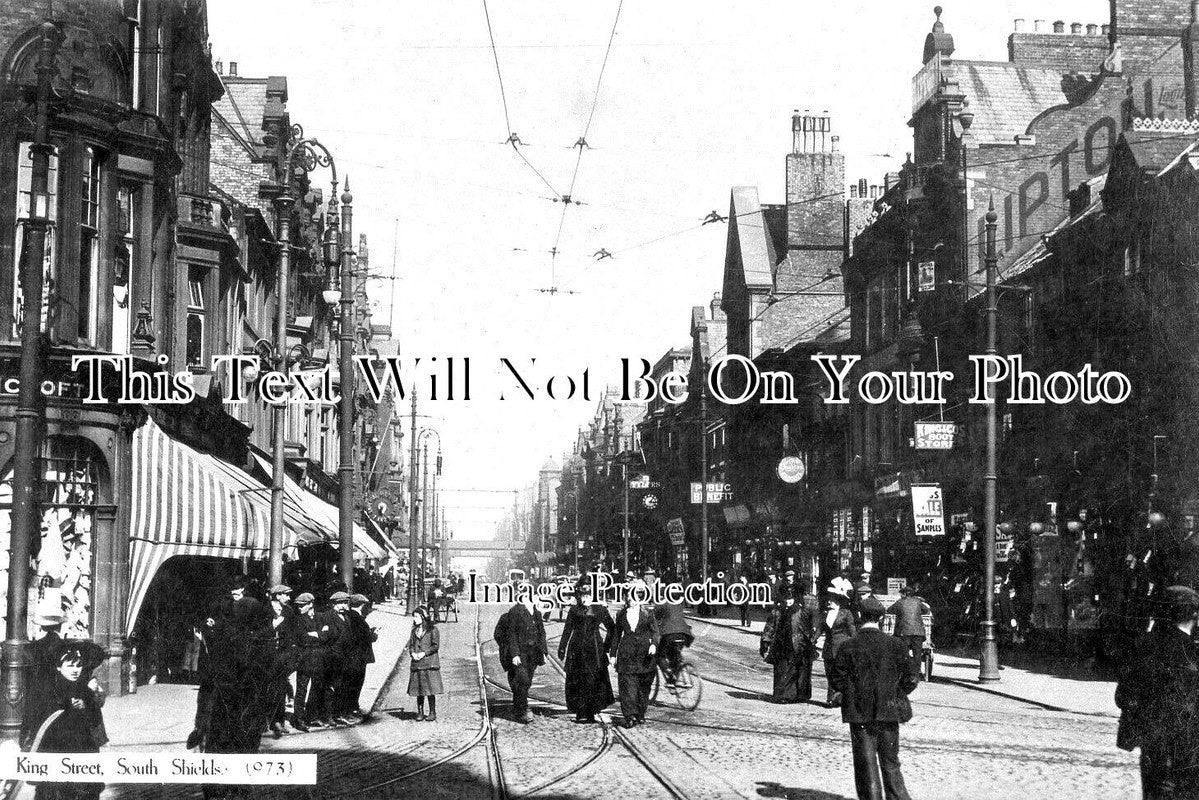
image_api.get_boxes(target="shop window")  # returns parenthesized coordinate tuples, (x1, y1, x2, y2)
(13, 141, 59, 338)
(0, 436, 102, 640)
(186, 264, 206, 367)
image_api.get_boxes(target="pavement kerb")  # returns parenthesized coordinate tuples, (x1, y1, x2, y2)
(688, 611, 1119, 719)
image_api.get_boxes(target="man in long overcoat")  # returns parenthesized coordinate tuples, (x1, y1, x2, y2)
(607, 581, 660, 727)
(829, 596, 919, 800)
(495, 589, 548, 724)
(1116, 585, 1199, 799)
(760, 585, 820, 702)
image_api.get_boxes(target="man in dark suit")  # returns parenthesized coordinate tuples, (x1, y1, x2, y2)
(291, 592, 330, 731)
(1115, 585, 1199, 798)
(887, 585, 931, 681)
(494, 588, 548, 724)
(829, 595, 919, 800)
(608, 580, 661, 727)
(266, 584, 296, 737)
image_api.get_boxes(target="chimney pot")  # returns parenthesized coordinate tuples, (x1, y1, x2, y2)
(1053, 20, 1065, 34)
(831, 134, 840, 153)
(229, 61, 238, 76)
(1071, 22, 1083, 35)
(858, 178, 868, 196)
(850, 185, 858, 198)
(215, 59, 223, 75)
(1102, 23, 1111, 35)
(1034, 19, 1045, 32)
(1014, 18, 1025, 32)
(1086, 23, 1098, 36)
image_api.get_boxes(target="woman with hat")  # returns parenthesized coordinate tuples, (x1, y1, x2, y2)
(607, 579, 660, 728)
(760, 585, 820, 703)
(22, 639, 108, 799)
(407, 606, 444, 721)
(558, 579, 615, 723)
(822, 577, 857, 707)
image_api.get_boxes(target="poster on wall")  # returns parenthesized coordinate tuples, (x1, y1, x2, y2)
(910, 484, 945, 537)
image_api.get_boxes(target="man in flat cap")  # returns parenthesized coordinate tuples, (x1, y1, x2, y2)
(1116, 585, 1199, 798)
(290, 592, 329, 731)
(265, 585, 296, 737)
(829, 595, 919, 800)
(325, 591, 354, 725)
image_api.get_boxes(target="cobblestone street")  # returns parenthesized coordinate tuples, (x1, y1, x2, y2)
(80, 603, 1135, 799)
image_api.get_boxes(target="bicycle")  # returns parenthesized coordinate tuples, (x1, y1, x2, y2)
(649, 658, 703, 711)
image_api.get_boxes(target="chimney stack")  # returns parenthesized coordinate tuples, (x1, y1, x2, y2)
(1086, 23, 1098, 36)
(229, 61, 238, 77)
(792, 109, 831, 153)
(1102, 23, 1111, 36)
(214, 60, 223, 75)
(1071, 22, 1083, 35)
(710, 292, 723, 320)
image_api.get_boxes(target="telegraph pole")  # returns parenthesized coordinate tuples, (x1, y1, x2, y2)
(406, 393, 419, 612)
(700, 360, 709, 583)
(622, 462, 630, 575)
(420, 442, 429, 597)
(979, 197, 1001, 684)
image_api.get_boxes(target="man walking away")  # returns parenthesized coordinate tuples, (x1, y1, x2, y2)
(494, 585, 547, 723)
(1115, 585, 1199, 799)
(887, 585, 930, 681)
(830, 595, 919, 800)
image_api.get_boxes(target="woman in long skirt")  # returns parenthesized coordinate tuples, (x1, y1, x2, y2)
(760, 587, 816, 703)
(559, 581, 615, 723)
(407, 607, 444, 721)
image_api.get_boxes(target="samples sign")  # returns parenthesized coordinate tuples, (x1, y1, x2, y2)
(910, 484, 945, 537)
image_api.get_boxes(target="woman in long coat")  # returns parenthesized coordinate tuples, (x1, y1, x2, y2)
(407, 607, 444, 721)
(760, 587, 818, 703)
(558, 581, 615, 723)
(821, 578, 857, 707)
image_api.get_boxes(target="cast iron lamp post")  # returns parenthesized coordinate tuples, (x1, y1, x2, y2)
(978, 194, 1001, 684)
(415, 428, 441, 597)
(1, 19, 60, 744)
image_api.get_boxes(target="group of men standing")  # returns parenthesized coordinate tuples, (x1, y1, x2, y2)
(188, 576, 378, 762)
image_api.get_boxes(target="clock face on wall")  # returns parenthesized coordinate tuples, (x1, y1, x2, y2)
(642, 494, 659, 510)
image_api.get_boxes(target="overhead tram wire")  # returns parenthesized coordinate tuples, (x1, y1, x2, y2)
(483, 0, 562, 199)
(549, 0, 625, 285)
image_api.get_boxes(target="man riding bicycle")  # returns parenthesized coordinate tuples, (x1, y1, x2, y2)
(653, 591, 693, 684)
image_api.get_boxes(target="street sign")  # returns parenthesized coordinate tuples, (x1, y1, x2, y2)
(690, 482, 732, 503)
(914, 421, 956, 450)
(910, 484, 945, 536)
(669, 529, 685, 546)
(776, 455, 806, 484)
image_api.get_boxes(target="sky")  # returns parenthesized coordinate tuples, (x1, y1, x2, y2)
(205, 0, 1107, 539)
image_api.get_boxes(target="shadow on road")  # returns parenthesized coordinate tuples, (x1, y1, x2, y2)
(755, 780, 852, 800)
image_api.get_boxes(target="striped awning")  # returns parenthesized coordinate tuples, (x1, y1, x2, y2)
(126, 419, 310, 631)
(252, 454, 387, 562)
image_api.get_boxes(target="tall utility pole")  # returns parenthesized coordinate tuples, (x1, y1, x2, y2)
(406, 393, 419, 612)
(979, 197, 1001, 684)
(700, 360, 709, 583)
(269, 185, 294, 588)
(420, 442, 429, 596)
(337, 180, 356, 590)
(2, 19, 59, 744)
(622, 462, 630, 576)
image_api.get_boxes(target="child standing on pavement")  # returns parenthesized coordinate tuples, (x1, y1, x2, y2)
(407, 607, 443, 721)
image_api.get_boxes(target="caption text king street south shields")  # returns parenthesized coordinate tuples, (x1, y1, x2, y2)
(68, 354, 1133, 407)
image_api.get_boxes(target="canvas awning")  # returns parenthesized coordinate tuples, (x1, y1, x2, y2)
(126, 418, 320, 631)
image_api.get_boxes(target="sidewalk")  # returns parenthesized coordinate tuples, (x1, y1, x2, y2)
(11, 600, 414, 799)
(686, 608, 1119, 717)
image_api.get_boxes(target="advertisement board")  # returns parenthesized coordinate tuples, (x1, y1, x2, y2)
(910, 484, 945, 536)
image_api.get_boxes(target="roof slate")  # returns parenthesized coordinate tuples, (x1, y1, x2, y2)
(944, 61, 1068, 145)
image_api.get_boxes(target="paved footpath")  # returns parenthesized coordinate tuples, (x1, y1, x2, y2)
(688, 608, 1119, 717)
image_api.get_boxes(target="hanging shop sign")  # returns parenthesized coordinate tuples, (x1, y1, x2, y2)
(691, 482, 733, 503)
(914, 421, 957, 450)
(910, 483, 945, 536)
(874, 473, 907, 499)
(776, 456, 806, 484)
(886, 577, 907, 595)
(628, 474, 655, 490)
(666, 518, 685, 546)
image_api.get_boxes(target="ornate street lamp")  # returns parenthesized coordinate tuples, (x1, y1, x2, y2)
(270, 126, 341, 588)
